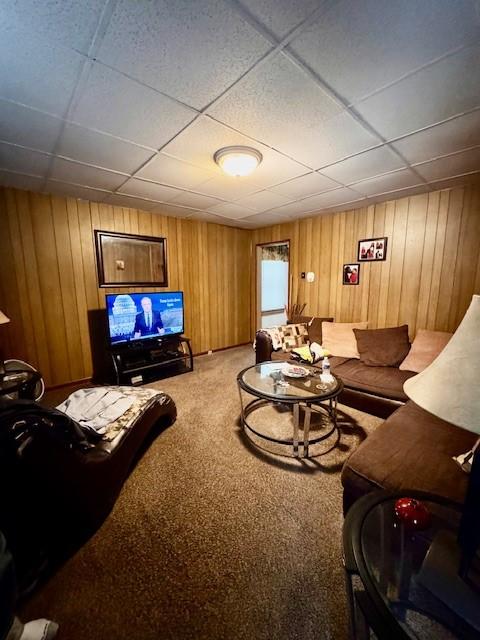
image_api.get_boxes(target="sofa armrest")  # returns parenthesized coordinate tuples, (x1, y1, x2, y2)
(255, 331, 274, 364)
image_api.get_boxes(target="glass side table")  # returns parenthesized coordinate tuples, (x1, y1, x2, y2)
(343, 490, 480, 639)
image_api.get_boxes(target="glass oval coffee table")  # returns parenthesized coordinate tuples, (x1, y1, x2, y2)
(237, 361, 343, 458)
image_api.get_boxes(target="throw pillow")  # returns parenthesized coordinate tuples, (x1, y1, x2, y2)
(399, 329, 453, 372)
(290, 315, 334, 344)
(277, 323, 309, 352)
(353, 325, 411, 367)
(322, 321, 368, 359)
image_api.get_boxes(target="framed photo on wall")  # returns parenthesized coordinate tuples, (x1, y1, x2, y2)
(343, 263, 360, 285)
(358, 237, 388, 261)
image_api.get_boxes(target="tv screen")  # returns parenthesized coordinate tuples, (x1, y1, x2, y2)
(106, 291, 184, 345)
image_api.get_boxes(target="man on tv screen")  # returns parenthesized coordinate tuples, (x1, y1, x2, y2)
(133, 296, 165, 338)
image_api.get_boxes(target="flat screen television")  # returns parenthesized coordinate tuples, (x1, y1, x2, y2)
(106, 291, 184, 346)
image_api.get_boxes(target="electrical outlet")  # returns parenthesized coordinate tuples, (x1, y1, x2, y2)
(208, 350, 213, 355)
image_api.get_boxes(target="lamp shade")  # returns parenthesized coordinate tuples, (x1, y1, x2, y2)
(0, 310, 10, 325)
(403, 295, 480, 434)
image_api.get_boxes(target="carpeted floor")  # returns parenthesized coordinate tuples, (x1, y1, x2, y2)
(21, 346, 382, 640)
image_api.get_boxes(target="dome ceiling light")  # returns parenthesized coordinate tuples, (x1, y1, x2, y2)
(214, 146, 263, 177)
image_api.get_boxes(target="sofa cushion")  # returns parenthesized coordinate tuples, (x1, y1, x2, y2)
(341, 401, 475, 507)
(322, 321, 368, 358)
(399, 329, 452, 372)
(353, 325, 410, 367)
(329, 357, 416, 401)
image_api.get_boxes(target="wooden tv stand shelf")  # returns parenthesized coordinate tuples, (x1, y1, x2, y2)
(110, 336, 193, 386)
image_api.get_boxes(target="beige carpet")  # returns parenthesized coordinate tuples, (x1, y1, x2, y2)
(21, 346, 382, 640)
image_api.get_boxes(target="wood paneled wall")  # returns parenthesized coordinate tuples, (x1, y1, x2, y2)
(0, 188, 251, 387)
(1, 184, 479, 387)
(251, 185, 480, 339)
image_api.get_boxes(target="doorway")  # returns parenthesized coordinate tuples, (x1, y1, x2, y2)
(256, 241, 290, 329)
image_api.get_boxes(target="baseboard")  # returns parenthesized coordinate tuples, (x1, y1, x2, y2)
(195, 342, 252, 357)
(45, 342, 252, 390)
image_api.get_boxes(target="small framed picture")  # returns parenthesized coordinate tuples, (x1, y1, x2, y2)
(358, 237, 388, 261)
(343, 263, 360, 285)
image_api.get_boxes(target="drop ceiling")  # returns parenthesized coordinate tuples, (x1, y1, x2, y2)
(0, 0, 479, 229)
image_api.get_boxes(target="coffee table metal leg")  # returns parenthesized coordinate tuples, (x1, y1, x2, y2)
(237, 384, 245, 425)
(303, 403, 311, 457)
(293, 402, 299, 456)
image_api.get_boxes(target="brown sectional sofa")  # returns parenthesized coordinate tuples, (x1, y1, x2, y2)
(255, 318, 471, 513)
(341, 401, 473, 512)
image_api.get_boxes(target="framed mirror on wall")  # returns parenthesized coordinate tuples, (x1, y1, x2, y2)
(94, 230, 168, 287)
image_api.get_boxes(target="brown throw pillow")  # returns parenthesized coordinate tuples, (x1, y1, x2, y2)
(353, 325, 411, 367)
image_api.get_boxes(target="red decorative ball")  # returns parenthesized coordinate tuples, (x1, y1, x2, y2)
(394, 497, 431, 531)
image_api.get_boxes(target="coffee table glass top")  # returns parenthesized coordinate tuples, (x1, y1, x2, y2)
(238, 361, 342, 402)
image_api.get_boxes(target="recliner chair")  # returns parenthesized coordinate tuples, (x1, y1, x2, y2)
(0, 393, 177, 591)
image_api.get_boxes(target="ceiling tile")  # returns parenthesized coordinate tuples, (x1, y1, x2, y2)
(118, 178, 181, 202)
(71, 63, 196, 148)
(170, 191, 223, 210)
(208, 52, 348, 166)
(262, 199, 320, 217)
(270, 171, 341, 198)
(1, 0, 106, 55)
(0, 29, 84, 117)
(289, 0, 480, 104)
(413, 147, 480, 183)
(45, 180, 111, 202)
(207, 202, 256, 219)
(50, 158, 127, 190)
(0, 100, 63, 153)
(163, 116, 307, 187)
(391, 110, 480, 165)
(240, 211, 293, 227)
(151, 203, 197, 217)
(299, 186, 366, 211)
(0, 143, 50, 176)
(186, 211, 249, 228)
(349, 168, 424, 197)
(321, 146, 405, 184)
(57, 123, 153, 174)
(237, 0, 321, 39)
(195, 175, 263, 200)
(103, 193, 158, 211)
(96, 0, 271, 110)
(0, 170, 44, 192)
(137, 153, 215, 190)
(355, 43, 480, 140)
(234, 190, 293, 212)
(313, 111, 380, 168)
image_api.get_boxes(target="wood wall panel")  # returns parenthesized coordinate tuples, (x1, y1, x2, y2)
(0, 188, 251, 387)
(251, 185, 480, 339)
(1, 184, 479, 388)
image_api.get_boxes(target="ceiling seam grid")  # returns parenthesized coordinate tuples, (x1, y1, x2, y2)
(108, 0, 338, 197)
(0, 14, 471, 202)
(41, 0, 121, 191)
(0, 1, 478, 220)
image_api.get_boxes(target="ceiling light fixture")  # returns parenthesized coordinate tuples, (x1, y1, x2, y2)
(214, 146, 263, 177)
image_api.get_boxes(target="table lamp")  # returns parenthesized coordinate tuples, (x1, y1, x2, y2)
(403, 294, 480, 624)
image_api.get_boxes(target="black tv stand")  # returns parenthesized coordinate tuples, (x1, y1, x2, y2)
(110, 335, 193, 386)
